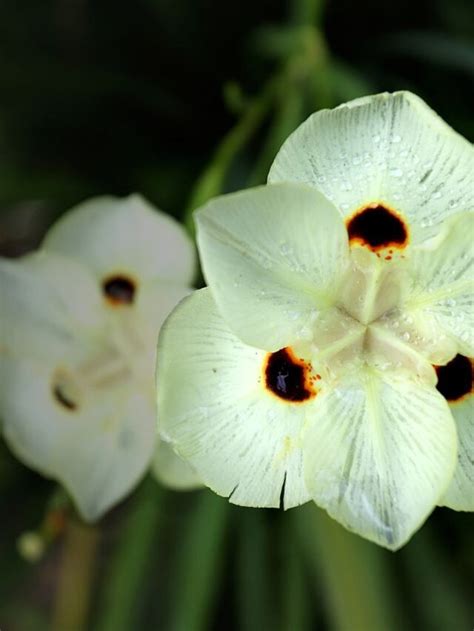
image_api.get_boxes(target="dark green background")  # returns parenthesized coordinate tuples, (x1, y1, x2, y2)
(0, 1, 473, 630)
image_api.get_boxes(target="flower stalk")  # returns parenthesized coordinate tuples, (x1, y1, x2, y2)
(51, 516, 100, 631)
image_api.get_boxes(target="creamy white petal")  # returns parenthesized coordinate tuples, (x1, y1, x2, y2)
(303, 367, 457, 550)
(156, 288, 313, 509)
(152, 440, 203, 490)
(404, 212, 474, 356)
(100, 279, 192, 385)
(0, 252, 104, 359)
(269, 91, 474, 243)
(195, 183, 350, 350)
(43, 194, 196, 285)
(0, 355, 156, 521)
(135, 279, 191, 349)
(440, 395, 474, 511)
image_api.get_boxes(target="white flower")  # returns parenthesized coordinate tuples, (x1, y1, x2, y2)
(156, 92, 474, 549)
(1, 194, 201, 521)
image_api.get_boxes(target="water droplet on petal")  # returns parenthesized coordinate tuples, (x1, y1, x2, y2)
(279, 241, 290, 255)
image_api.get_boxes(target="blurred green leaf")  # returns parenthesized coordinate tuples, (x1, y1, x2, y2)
(237, 511, 276, 631)
(94, 476, 164, 631)
(293, 504, 404, 631)
(167, 491, 230, 631)
(400, 526, 473, 631)
(279, 516, 312, 631)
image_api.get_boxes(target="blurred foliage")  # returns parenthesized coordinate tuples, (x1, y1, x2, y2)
(0, 0, 473, 629)
(0, 0, 472, 218)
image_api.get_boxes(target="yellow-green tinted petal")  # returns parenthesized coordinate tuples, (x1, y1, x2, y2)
(195, 183, 349, 351)
(303, 367, 457, 550)
(0, 355, 155, 521)
(0, 252, 104, 359)
(440, 395, 474, 511)
(404, 212, 474, 356)
(156, 288, 312, 509)
(43, 194, 196, 285)
(152, 440, 203, 491)
(269, 91, 473, 243)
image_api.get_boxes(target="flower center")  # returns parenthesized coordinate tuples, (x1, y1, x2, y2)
(264, 347, 317, 402)
(50, 330, 147, 415)
(346, 204, 409, 252)
(103, 275, 136, 305)
(339, 245, 404, 326)
(435, 354, 473, 402)
(305, 246, 440, 382)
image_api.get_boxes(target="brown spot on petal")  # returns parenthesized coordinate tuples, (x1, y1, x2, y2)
(263, 347, 317, 403)
(52, 369, 80, 412)
(53, 384, 77, 411)
(346, 203, 409, 252)
(435, 354, 473, 403)
(103, 275, 136, 305)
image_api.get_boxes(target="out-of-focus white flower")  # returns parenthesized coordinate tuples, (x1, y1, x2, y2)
(0, 194, 201, 521)
(156, 92, 473, 549)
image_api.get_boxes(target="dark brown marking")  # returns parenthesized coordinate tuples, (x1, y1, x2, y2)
(103, 275, 136, 305)
(53, 384, 77, 411)
(264, 347, 316, 402)
(435, 354, 473, 403)
(346, 204, 409, 252)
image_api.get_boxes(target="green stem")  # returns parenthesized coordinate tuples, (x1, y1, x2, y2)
(184, 77, 278, 232)
(51, 517, 100, 631)
(94, 476, 163, 631)
(293, 504, 402, 631)
(184, 3, 334, 233)
(167, 491, 230, 631)
(248, 85, 305, 186)
(291, 0, 325, 26)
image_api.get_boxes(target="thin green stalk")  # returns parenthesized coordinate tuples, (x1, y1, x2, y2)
(291, 0, 326, 26)
(248, 86, 305, 186)
(94, 476, 164, 631)
(184, 5, 334, 233)
(303, 26, 333, 110)
(51, 517, 100, 631)
(167, 491, 230, 631)
(237, 511, 275, 631)
(293, 504, 402, 631)
(184, 77, 278, 232)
